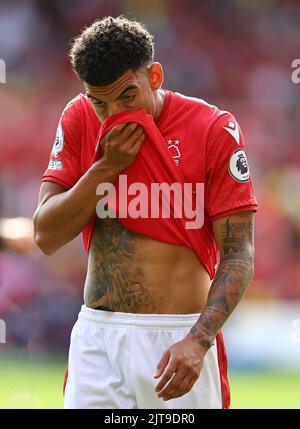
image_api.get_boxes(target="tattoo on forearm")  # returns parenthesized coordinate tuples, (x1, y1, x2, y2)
(190, 217, 254, 350)
(222, 217, 253, 255)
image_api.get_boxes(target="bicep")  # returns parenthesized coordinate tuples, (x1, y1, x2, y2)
(212, 210, 255, 257)
(37, 181, 68, 206)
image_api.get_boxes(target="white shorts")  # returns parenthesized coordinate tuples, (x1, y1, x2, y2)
(64, 305, 230, 409)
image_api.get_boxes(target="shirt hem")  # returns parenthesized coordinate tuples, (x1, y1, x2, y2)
(210, 203, 257, 221)
(42, 175, 73, 189)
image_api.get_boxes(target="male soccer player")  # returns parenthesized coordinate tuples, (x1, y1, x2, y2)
(33, 16, 257, 409)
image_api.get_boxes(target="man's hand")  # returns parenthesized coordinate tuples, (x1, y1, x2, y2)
(99, 122, 145, 174)
(153, 212, 255, 403)
(34, 123, 145, 255)
(154, 334, 207, 401)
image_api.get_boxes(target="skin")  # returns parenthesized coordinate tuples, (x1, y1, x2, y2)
(154, 211, 254, 401)
(82, 63, 211, 315)
(33, 62, 255, 402)
(83, 64, 165, 121)
(33, 64, 165, 255)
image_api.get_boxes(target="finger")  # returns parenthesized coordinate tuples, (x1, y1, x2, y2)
(155, 361, 177, 393)
(99, 137, 107, 150)
(110, 122, 128, 135)
(104, 124, 143, 153)
(154, 350, 170, 380)
(157, 368, 188, 398)
(101, 123, 128, 147)
(127, 129, 145, 150)
(127, 134, 145, 158)
(121, 126, 144, 150)
(120, 122, 140, 140)
(161, 373, 195, 401)
(118, 130, 145, 157)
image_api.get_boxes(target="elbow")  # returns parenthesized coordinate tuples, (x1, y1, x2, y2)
(220, 242, 255, 291)
(34, 232, 56, 255)
(33, 211, 56, 256)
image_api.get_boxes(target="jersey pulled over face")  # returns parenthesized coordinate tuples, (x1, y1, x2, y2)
(42, 89, 257, 311)
(83, 67, 162, 123)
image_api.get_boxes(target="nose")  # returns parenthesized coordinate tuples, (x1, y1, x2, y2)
(107, 102, 127, 118)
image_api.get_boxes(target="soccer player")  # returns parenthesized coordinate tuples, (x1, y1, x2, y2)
(33, 16, 257, 409)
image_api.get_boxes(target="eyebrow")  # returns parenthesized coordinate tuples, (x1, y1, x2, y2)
(86, 84, 138, 103)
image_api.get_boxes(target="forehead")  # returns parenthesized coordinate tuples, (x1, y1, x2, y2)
(84, 69, 146, 99)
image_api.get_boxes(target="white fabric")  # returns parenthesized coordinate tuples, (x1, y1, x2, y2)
(64, 305, 222, 409)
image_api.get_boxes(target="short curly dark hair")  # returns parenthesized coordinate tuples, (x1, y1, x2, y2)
(69, 16, 154, 86)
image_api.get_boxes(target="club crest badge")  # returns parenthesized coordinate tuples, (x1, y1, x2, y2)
(167, 139, 181, 166)
(51, 123, 64, 157)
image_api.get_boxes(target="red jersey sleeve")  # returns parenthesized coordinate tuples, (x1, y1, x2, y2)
(42, 98, 82, 189)
(205, 112, 258, 220)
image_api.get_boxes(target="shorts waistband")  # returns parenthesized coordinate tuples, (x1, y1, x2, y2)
(78, 305, 200, 329)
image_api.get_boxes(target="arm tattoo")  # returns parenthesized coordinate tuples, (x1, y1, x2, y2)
(189, 216, 254, 351)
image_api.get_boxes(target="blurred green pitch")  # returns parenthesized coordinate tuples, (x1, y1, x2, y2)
(0, 358, 299, 409)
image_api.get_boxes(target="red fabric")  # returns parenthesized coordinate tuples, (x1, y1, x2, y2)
(216, 331, 231, 409)
(211, 204, 258, 221)
(90, 108, 218, 277)
(63, 361, 69, 395)
(42, 91, 257, 279)
(43, 93, 100, 188)
(43, 96, 84, 188)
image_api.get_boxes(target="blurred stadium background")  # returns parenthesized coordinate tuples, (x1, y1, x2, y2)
(0, 0, 300, 409)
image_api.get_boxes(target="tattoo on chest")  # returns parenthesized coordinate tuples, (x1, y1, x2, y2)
(85, 218, 150, 311)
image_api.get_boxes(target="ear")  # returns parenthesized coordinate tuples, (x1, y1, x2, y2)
(148, 62, 164, 90)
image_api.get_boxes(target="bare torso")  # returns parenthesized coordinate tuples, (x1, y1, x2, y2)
(84, 217, 211, 314)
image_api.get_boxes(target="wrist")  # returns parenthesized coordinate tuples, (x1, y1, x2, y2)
(187, 328, 214, 353)
(88, 158, 120, 183)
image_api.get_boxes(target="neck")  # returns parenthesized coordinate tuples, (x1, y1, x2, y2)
(154, 88, 166, 122)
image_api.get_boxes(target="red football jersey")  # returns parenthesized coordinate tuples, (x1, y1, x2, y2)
(43, 90, 257, 278)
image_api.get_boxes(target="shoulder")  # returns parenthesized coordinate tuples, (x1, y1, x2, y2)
(175, 93, 243, 140)
(169, 91, 235, 130)
(60, 93, 94, 122)
(58, 93, 100, 144)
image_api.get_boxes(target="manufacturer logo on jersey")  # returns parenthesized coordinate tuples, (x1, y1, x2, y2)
(228, 149, 250, 182)
(166, 139, 181, 166)
(51, 123, 64, 157)
(224, 121, 240, 145)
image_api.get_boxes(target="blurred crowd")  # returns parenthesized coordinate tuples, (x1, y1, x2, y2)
(0, 0, 300, 353)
